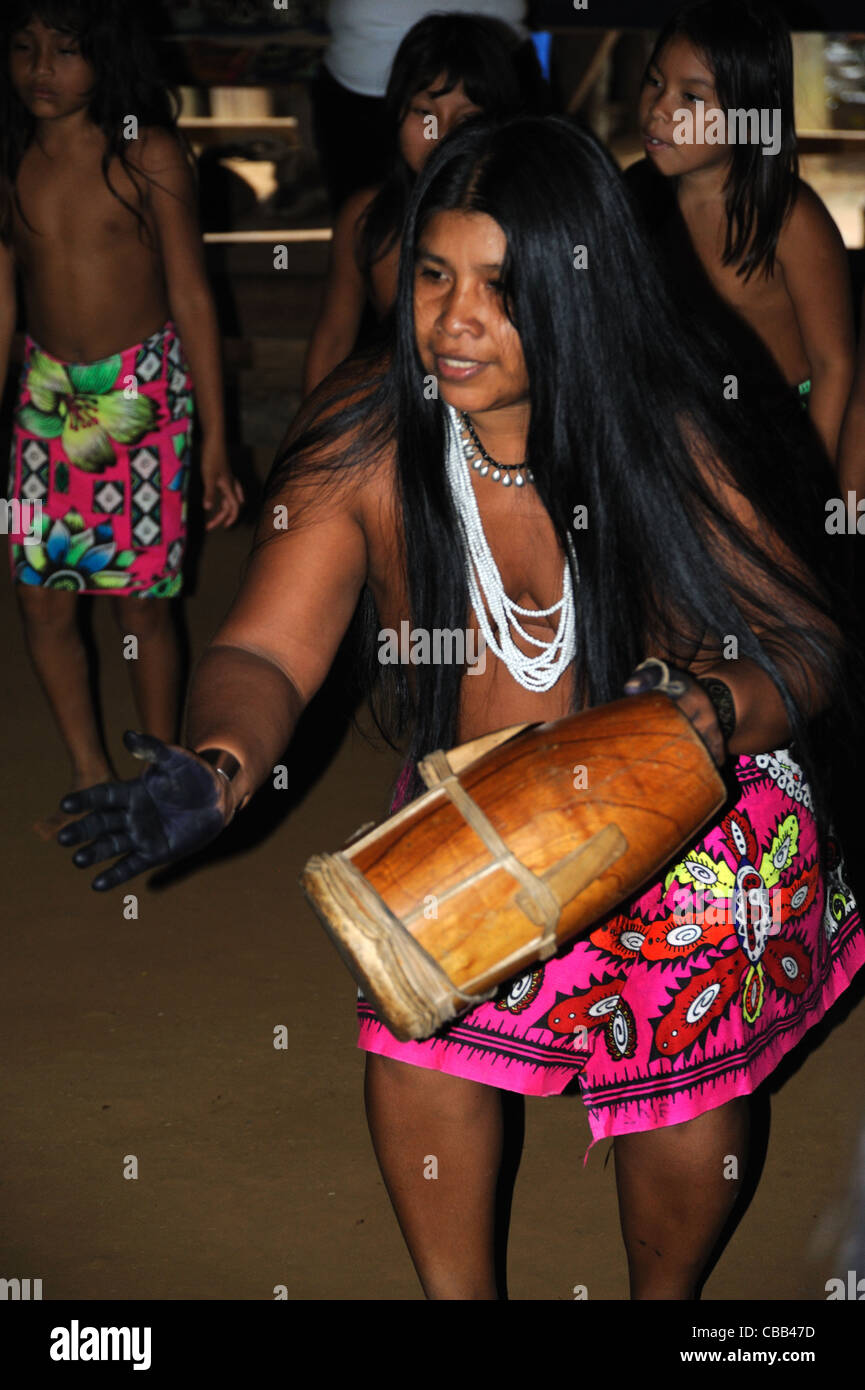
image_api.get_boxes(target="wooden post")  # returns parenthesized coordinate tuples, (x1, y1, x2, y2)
(793, 33, 827, 133)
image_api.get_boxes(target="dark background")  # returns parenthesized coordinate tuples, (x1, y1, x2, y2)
(531, 1, 865, 27)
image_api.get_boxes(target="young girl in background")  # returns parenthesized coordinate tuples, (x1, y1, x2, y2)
(0, 0, 242, 835)
(302, 12, 547, 397)
(627, 0, 855, 464)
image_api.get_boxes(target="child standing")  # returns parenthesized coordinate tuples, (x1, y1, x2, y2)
(303, 12, 547, 397)
(626, 0, 855, 463)
(0, 1, 242, 835)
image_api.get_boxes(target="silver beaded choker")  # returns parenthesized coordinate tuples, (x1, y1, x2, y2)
(459, 412, 534, 487)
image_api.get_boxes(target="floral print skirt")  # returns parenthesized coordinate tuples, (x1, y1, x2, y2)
(358, 749, 864, 1157)
(7, 322, 193, 597)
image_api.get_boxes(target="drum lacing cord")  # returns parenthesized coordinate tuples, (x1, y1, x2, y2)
(338, 855, 496, 1010)
(421, 750, 562, 960)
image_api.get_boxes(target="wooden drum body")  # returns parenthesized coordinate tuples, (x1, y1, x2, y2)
(301, 693, 726, 1041)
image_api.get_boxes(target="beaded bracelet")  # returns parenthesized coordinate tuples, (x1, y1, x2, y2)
(697, 678, 737, 742)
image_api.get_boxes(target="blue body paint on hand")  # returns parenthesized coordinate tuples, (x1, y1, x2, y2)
(57, 730, 227, 891)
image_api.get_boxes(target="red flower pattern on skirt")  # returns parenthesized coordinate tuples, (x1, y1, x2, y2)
(585, 804, 817, 1059)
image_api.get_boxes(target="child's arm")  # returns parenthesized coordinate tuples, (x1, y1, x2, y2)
(302, 188, 376, 398)
(776, 183, 855, 464)
(0, 240, 16, 405)
(838, 287, 865, 497)
(131, 128, 243, 529)
(660, 423, 845, 757)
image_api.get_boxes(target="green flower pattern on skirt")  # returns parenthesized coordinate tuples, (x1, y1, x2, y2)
(17, 349, 158, 473)
(135, 572, 183, 599)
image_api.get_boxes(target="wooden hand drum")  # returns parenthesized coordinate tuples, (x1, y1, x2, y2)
(301, 693, 726, 1041)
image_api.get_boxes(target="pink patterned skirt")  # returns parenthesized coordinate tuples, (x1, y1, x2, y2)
(358, 749, 864, 1156)
(7, 321, 193, 598)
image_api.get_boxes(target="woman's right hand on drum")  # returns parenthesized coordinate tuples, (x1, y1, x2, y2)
(57, 730, 231, 892)
(624, 659, 727, 767)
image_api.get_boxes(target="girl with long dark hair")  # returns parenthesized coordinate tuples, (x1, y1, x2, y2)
(627, 0, 855, 463)
(302, 11, 547, 396)
(60, 115, 864, 1300)
(0, 0, 242, 836)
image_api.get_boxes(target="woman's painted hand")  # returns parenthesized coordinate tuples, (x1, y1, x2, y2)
(57, 730, 230, 891)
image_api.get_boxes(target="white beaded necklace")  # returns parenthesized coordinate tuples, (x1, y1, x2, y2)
(444, 404, 577, 693)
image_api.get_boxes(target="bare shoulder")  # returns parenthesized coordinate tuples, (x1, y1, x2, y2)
(334, 184, 381, 248)
(289, 351, 390, 436)
(125, 125, 191, 178)
(341, 185, 380, 226)
(777, 179, 844, 260)
(271, 354, 396, 519)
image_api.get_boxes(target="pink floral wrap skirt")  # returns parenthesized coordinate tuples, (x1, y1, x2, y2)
(7, 321, 193, 598)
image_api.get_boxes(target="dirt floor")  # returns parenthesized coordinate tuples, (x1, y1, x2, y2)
(1, 507, 864, 1305)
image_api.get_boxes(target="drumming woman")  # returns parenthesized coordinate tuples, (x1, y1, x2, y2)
(58, 116, 864, 1300)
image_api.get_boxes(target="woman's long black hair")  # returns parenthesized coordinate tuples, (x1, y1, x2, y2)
(358, 12, 549, 284)
(0, 0, 184, 246)
(646, 0, 798, 279)
(266, 114, 859, 822)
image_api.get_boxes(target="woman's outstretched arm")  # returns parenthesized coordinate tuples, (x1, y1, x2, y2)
(185, 472, 370, 817)
(57, 442, 373, 888)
